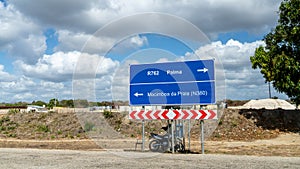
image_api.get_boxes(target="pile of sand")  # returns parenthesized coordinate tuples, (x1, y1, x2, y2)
(242, 99, 296, 110)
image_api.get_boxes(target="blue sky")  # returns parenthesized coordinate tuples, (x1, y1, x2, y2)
(217, 31, 266, 44)
(106, 34, 194, 61)
(44, 28, 59, 55)
(0, 0, 288, 103)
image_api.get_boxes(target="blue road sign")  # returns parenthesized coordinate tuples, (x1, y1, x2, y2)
(130, 60, 214, 84)
(129, 60, 215, 105)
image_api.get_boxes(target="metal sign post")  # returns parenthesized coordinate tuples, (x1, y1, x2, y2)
(188, 119, 191, 151)
(181, 120, 186, 151)
(142, 120, 145, 152)
(200, 120, 204, 154)
(171, 120, 175, 154)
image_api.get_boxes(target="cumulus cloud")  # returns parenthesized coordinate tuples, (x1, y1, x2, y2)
(72, 75, 115, 102)
(8, 34, 46, 64)
(130, 35, 148, 47)
(0, 64, 16, 81)
(2, 0, 281, 64)
(0, 2, 46, 64)
(15, 51, 119, 82)
(108, 39, 288, 102)
(9, 0, 96, 31)
(0, 3, 36, 45)
(56, 30, 116, 55)
(186, 39, 287, 100)
(111, 59, 140, 101)
(10, 0, 280, 37)
(106, 35, 149, 57)
(0, 75, 67, 102)
(0, 0, 286, 102)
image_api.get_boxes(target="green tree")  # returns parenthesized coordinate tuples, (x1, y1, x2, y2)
(48, 98, 59, 109)
(97, 101, 112, 107)
(250, 0, 300, 106)
(60, 99, 74, 108)
(32, 100, 47, 107)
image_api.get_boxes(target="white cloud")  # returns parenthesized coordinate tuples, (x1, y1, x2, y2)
(109, 39, 289, 102)
(4, 39, 287, 103)
(0, 2, 45, 64)
(0, 64, 16, 81)
(0, 0, 286, 103)
(1, 76, 35, 94)
(56, 31, 149, 59)
(73, 76, 115, 102)
(188, 39, 288, 100)
(0, 76, 35, 102)
(8, 34, 46, 64)
(56, 30, 116, 55)
(1, 0, 281, 63)
(0, 3, 36, 44)
(155, 57, 170, 63)
(0, 77, 68, 103)
(15, 51, 119, 82)
(9, 0, 280, 37)
(111, 59, 137, 101)
(130, 35, 148, 47)
(9, 0, 97, 31)
(55, 30, 90, 52)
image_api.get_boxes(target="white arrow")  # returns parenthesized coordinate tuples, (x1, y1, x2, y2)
(197, 67, 208, 73)
(134, 92, 143, 97)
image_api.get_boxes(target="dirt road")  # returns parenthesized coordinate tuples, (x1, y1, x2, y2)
(1, 133, 299, 156)
(0, 148, 299, 169)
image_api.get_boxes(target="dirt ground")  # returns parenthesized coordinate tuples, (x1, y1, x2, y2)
(0, 107, 299, 157)
(0, 133, 299, 157)
(204, 133, 300, 156)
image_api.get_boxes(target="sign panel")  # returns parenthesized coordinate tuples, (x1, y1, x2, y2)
(129, 60, 215, 105)
(130, 60, 214, 84)
(129, 109, 217, 120)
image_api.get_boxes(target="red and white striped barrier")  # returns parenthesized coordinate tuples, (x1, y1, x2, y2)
(129, 109, 217, 120)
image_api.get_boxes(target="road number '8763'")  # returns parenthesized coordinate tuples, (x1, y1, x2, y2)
(147, 70, 159, 76)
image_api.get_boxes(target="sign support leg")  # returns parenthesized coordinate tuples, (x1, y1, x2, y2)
(188, 119, 191, 151)
(182, 120, 185, 151)
(174, 120, 178, 142)
(200, 120, 204, 154)
(171, 120, 175, 154)
(142, 120, 145, 152)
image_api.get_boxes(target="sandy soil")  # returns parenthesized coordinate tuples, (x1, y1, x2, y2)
(242, 99, 296, 110)
(0, 133, 299, 156)
(203, 133, 300, 156)
(1, 105, 299, 157)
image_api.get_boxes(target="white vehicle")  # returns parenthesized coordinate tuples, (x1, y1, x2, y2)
(26, 105, 48, 113)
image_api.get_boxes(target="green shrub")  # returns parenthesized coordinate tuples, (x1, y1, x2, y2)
(8, 133, 16, 138)
(7, 126, 16, 130)
(103, 110, 113, 119)
(84, 122, 95, 132)
(0, 116, 10, 124)
(57, 130, 62, 135)
(36, 125, 50, 132)
(8, 109, 19, 115)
